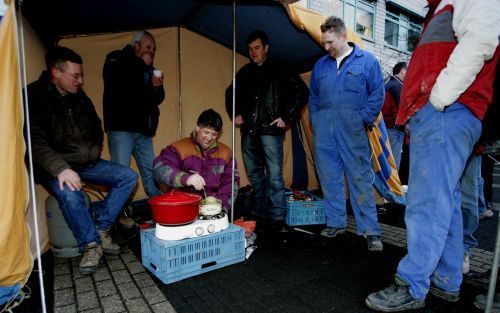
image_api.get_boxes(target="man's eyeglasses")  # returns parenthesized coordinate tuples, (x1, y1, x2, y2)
(58, 68, 84, 81)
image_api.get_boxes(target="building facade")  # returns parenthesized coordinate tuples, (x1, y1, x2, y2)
(297, 0, 427, 77)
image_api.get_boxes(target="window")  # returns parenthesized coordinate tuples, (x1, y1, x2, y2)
(354, 0, 374, 38)
(306, 0, 375, 39)
(323, 0, 344, 18)
(344, 0, 375, 39)
(407, 24, 421, 51)
(385, 6, 422, 52)
(385, 11, 399, 47)
(344, 4, 355, 33)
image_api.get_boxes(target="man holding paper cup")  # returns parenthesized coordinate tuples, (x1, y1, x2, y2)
(103, 30, 165, 197)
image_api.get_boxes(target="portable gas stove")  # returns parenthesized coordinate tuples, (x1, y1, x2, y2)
(155, 212, 229, 241)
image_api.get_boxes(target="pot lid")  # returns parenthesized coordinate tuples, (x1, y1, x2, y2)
(148, 190, 202, 206)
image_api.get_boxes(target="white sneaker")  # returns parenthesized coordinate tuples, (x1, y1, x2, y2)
(480, 209, 494, 220)
(462, 253, 470, 275)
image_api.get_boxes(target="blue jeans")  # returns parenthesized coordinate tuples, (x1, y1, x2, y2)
(242, 135, 286, 221)
(396, 102, 481, 300)
(43, 159, 138, 250)
(107, 131, 160, 197)
(478, 167, 487, 216)
(387, 128, 405, 170)
(461, 154, 482, 255)
(312, 108, 380, 235)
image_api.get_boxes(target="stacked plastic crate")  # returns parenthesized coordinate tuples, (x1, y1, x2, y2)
(141, 224, 245, 284)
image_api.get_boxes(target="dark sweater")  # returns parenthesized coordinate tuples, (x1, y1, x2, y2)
(103, 45, 165, 137)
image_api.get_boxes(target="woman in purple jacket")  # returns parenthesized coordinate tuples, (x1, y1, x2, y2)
(153, 109, 239, 212)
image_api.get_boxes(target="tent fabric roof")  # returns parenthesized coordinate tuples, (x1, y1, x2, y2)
(21, 0, 324, 73)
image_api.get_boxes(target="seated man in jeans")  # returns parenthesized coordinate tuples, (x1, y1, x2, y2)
(28, 46, 138, 275)
(153, 109, 239, 212)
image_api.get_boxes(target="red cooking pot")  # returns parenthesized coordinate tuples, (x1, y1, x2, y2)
(148, 190, 202, 225)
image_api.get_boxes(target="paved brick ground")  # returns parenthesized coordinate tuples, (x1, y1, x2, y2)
(53, 250, 176, 313)
(41, 164, 500, 312)
(49, 207, 498, 313)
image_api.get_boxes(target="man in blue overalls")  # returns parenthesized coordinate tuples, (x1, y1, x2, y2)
(309, 16, 385, 251)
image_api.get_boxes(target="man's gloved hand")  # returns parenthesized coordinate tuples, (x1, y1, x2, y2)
(186, 173, 206, 190)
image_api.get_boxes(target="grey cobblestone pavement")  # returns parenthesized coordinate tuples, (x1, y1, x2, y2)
(50, 205, 499, 313)
(45, 165, 500, 312)
(53, 250, 177, 313)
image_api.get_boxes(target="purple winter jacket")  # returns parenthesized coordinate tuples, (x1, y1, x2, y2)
(153, 134, 239, 211)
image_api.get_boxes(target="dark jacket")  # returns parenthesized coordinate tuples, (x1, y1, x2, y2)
(225, 60, 309, 136)
(382, 76, 403, 128)
(103, 45, 165, 137)
(28, 72, 104, 179)
(385, 76, 403, 108)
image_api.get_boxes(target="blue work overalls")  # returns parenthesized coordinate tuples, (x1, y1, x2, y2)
(309, 45, 385, 235)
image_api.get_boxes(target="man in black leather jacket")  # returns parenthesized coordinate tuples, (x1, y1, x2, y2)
(225, 30, 309, 231)
(28, 46, 137, 275)
(103, 30, 165, 197)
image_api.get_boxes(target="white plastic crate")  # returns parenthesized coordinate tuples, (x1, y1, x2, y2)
(141, 224, 245, 284)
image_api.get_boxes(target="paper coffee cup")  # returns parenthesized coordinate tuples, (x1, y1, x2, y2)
(153, 69, 162, 77)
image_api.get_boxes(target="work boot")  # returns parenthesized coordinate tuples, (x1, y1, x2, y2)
(98, 229, 121, 255)
(119, 205, 137, 229)
(367, 235, 383, 252)
(474, 293, 500, 312)
(249, 213, 271, 233)
(320, 227, 346, 238)
(119, 215, 137, 229)
(365, 277, 425, 312)
(79, 242, 103, 275)
(428, 285, 459, 302)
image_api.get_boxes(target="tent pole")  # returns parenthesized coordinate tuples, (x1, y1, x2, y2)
(230, 0, 236, 224)
(485, 210, 500, 313)
(177, 25, 182, 139)
(17, 1, 47, 312)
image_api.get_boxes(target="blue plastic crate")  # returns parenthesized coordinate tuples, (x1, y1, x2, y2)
(285, 191, 326, 226)
(141, 224, 246, 284)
